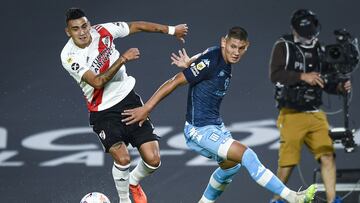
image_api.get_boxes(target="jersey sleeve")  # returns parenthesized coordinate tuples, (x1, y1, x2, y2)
(61, 54, 89, 83)
(102, 22, 130, 39)
(183, 51, 213, 84)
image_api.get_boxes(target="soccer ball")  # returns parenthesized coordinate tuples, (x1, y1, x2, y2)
(80, 192, 110, 203)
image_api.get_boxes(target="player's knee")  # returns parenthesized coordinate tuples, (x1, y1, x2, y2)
(113, 155, 131, 166)
(144, 154, 161, 168)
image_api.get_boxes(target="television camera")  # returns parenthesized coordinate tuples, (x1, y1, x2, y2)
(322, 29, 360, 152)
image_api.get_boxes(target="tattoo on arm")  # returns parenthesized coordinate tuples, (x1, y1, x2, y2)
(90, 56, 127, 88)
(129, 21, 166, 34)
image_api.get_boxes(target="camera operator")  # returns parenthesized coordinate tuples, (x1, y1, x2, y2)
(269, 9, 351, 203)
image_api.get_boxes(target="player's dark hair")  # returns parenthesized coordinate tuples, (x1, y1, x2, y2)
(227, 26, 248, 41)
(65, 8, 86, 24)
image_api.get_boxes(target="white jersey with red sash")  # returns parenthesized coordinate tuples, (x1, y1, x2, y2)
(61, 22, 135, 112)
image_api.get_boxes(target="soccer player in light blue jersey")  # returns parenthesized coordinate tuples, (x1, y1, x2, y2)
(121, 26, 317, 203)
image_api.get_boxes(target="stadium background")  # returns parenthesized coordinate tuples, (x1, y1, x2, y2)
(1, 0, 360, 202)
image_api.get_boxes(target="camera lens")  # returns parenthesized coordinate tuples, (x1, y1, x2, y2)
(329, 47, 341, 59)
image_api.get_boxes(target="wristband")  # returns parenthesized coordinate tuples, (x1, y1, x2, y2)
(120, 55, 128, 63)
(168, 26, 175, 35)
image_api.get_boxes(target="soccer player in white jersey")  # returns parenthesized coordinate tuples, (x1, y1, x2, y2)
(60, 8, 188, 203)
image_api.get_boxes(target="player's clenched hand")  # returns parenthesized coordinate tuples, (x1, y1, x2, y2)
(174, 24, 188, 43)
(171, 48, 190, 68)
(121, 106, 149, 127)
(121, 48, 140, 62)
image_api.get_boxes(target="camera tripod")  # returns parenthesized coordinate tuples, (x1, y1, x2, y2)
(329, 91, 357, 152)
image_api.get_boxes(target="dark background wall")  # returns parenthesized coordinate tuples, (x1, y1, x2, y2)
(1, 0, 360, 202)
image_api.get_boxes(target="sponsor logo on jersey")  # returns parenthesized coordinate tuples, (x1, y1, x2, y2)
(71, 63, 80, 71)
(91, 47, 113, 73)
(99, 130, 106, 140)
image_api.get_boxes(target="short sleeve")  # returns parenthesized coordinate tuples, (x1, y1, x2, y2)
(183, 54, 212, 84)
(61, 55, 89, 83)
(102, 22, 130, 38)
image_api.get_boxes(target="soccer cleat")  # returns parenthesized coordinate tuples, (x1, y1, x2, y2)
(294, 184, 317, 203)
(130, 184, 147, 203)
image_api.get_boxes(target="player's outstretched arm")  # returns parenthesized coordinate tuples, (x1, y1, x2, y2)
(128, 21, 188, 42)
(82, 48, 140, 89)
(122, 72, 188, 126)
(171, 48, 201, 68)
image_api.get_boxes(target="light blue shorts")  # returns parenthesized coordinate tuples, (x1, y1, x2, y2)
(184, 122, 234, 163)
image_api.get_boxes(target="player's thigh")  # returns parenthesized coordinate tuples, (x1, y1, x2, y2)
(92, 117, 128, 153)
(184, 123, 232, 161)
(127, 119, 159, 149)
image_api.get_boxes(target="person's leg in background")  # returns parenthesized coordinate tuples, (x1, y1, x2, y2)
(271, 109, 309, 202)
(307, 111, 337, 203)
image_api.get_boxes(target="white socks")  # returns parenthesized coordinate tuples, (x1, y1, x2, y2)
(129, 160, 160, 186)
(112, 162, 131, 203)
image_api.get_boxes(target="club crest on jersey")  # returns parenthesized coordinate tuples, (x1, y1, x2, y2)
(102, 36, 111, 47)
(99, 130, 106, 140)
(71, 63, 80, 71)
(67, 57, 73, 64)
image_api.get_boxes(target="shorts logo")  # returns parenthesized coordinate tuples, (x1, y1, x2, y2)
(189, 127, 202, 142)
(209, 133, 220, 142)
(71, 63, 80, 71)
(99, 130, 106, 140)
